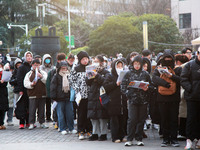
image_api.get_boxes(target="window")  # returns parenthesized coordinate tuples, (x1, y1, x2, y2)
(179, 13, 191, 29)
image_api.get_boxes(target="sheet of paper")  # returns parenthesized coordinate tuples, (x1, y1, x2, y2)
(117, 70, 128, 82)
(1, 71, 12, 82)
(75, 92, 82, 106)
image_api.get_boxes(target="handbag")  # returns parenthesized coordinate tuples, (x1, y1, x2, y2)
(158, 67, 176, 95)
(99, 86, 110, 109)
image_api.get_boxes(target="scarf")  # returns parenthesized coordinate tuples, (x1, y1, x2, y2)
(59, 70, 70, 93)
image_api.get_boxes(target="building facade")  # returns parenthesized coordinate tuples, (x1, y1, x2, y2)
(171, 0, 200, 34)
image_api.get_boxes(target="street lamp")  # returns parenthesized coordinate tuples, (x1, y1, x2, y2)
(7, 23, 28, 37)
(36, 3, 46, 26)
(68, 0, 71, 52)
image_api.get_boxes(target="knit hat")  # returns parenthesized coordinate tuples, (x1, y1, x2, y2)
(77, 51, 89, 63)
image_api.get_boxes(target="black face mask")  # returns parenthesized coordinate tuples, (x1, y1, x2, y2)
(162, 60, 174, 68)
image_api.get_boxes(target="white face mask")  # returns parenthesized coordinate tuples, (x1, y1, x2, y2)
(93, 63, 99, 67)
(0, 68, 2, 71)
(116, 68, 123, 75)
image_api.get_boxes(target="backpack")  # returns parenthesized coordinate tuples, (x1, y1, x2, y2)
(158, 67, 176, 95)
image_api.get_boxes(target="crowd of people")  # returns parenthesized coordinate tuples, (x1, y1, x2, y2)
(0, 48, 200, 150)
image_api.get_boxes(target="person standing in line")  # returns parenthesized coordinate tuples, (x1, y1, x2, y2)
(50, 61, 76, 135)
(121, 56, 151, 146)
(15, 51, 33, 129)
(152, 49, 181, 147)
(24, 59, 48, 129)
(40, 54, 55, 122)
(86, 55, 110, 141)
(181, 48, 200, 150)
(104, 59, 128, 143)
(46, 53, 66, 129)
(0, 63, 8, 130)
(69, 51, 92, 140)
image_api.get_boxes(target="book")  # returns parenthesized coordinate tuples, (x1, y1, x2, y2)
(128, 80, 149, 89)
(86, 65, 97, 79)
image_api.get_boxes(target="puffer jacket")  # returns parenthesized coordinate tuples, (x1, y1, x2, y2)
(181, 58, 200, 101)
(104, 59, 128, 116)
(50, 62, 71, 101)
(86, 68, 109, 119)
(121, 56, 151, 105)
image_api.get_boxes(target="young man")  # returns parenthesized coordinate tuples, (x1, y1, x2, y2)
(181, 48, 200, 150)
(40, 54, 55, 122)
(182, 48, 193, 60)
(24, 59, 48, 129)
(15, 51, 33, 129)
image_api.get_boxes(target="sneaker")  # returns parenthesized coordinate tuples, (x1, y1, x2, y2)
(125, 141, 133, 146)
(152, 124, 159, 130)
(19, 124, 24, 129)
(99, 134, 107, 141)
(79, 132, 85, 140)
(26, 124, 30, 128)
(61, 130, 67, 135)
(89, 134, 98, 141)
(114, 139, 121, 143)
(29, 124, 34, 130)
(185, 139, 193, 150)
(0, 125, 6, 130)
(54, 123, 58, 129)
(121, 138, 127, 142)
(68, 129, 77, 134)
(137, 141, 144, 146)
(40, 123, 49, 129)
(161, 140, 170, 147)
(85, 132, 92, 138)
(7, 122, 14, 126)
(177, 134, 186, 140)
(171, 140, 180, 147)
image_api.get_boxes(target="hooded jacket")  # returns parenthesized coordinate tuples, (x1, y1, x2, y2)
(50, 62, 71, 101)
(40, 54, 55, 74)
(10, 58, 22, 93)
(152, 49, 181, 102)
(17, 51, 33, 92)
(121, 56, 151, 105)
(104, 59, 128, 116)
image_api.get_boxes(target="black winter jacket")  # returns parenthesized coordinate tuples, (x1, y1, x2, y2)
(50, 73, 70, 102)
(86, 68, 109, 119)
(16, 61, 31, 92)
(181, 58, 200, 101)
(0, 82, 8, 111)
(121, 68, 151, 105)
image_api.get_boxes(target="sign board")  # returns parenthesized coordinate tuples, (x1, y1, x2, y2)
(65, 35, 75, 48)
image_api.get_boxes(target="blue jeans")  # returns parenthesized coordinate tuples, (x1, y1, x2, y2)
(56, 101, 74, 132)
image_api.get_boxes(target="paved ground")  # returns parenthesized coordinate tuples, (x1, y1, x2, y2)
(0, 117, 185, 150)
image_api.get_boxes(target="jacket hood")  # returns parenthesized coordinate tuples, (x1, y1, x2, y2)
(24, 51, 33, 60)
(162, 49, 175, 61)
(161, 49, 175, 68)
(57, 61, 68, 73)
(111, 59, 125, 76)
(129, 55, 143, 71)
(142, 57, 151, 73)
(42, 54, 53, 66)
(14, 58, 22, 69)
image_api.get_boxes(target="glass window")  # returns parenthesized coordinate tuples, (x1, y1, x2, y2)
(179, 13, 191, 29)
